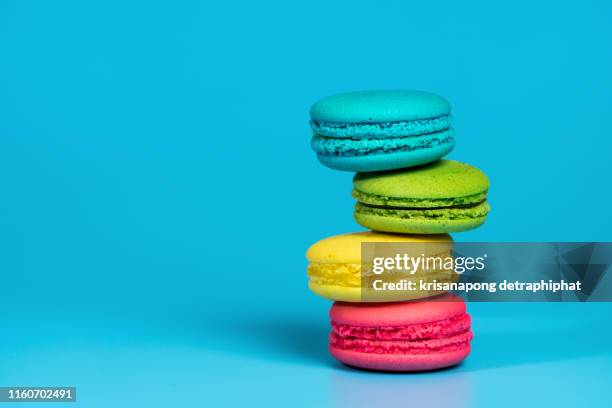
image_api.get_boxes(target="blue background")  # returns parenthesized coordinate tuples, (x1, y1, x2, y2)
(1, 1, 611, 407)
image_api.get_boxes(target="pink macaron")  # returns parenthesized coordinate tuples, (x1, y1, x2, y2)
(329, 294, 472, 371)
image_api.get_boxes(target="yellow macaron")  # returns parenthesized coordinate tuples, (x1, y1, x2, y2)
(306, 231, 455, 302)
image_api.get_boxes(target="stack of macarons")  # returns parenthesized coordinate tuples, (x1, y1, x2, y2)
(307, 90, 490, 372)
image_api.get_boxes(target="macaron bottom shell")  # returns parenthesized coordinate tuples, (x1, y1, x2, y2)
(309, 280, 449, 303)
(316, 140, 454, 173)
(330, 344, 471, 372)
(309, 281, 361, 302)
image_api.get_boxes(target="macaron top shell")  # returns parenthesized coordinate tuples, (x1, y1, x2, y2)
(353, 160, 489, 202)
(310, 90, 451, 124)
(306, 231, 452, 264)
(330, 294, 466, 327)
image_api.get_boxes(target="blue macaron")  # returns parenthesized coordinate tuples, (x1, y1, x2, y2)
(309, 90, 455, 172)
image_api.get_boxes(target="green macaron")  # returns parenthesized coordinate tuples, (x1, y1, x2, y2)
(353, 160, 490, 234)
